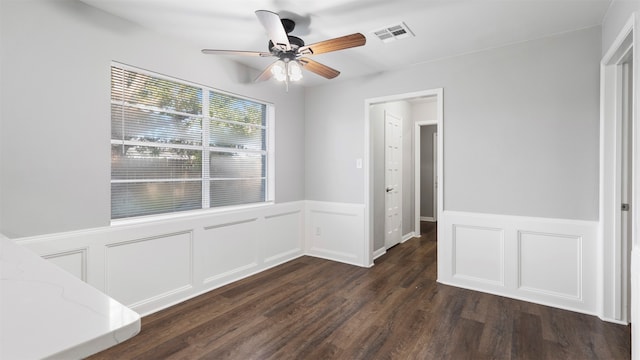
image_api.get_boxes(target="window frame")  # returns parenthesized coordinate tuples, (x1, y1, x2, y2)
(110, 62, 275, 224)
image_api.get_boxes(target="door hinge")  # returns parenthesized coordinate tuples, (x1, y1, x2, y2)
(622, 203, 630, 211)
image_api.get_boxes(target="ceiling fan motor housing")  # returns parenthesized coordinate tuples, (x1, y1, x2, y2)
(269, 34, 305, 60)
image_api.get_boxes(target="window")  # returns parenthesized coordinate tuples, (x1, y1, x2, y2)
(110, 64, 271, 220)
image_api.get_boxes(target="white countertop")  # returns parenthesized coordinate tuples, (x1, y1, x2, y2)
(1, 236, 141, 359)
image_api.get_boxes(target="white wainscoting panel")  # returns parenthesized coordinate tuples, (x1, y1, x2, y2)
(440, 211, 598, 316)
(305, 201, 366, 267)
(262, 210, 304, 266)
(452, 225, 504, 286)
(15, 201, 306, 316)
(11, 203, 602, 319)
(518, 231, 581, 300)
(201, 218, 259, 286)
(42, 248, 87, 281)
(105, 231, 194, 307)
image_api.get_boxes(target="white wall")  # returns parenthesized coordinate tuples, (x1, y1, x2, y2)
(306, 26, 601, 221)
(412, 101, 438, 121)
(0, 0, 305, 238)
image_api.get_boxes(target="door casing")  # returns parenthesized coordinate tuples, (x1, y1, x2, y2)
(600, 13, 637, 329)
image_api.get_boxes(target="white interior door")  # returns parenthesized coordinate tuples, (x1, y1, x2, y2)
(385, 111, 402, 249)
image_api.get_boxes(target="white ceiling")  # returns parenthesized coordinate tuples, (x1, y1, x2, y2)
(79, 0, 612, 86)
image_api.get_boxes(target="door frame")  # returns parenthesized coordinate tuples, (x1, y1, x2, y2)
(364, 88, 443, 266)
(600, 12, 637, 328)
(415, 121, 438, 226)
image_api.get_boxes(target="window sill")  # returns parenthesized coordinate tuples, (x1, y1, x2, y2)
(110, 201, 276, 228)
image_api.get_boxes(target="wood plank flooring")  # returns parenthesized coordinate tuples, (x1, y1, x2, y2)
(90, 222, 630, 359)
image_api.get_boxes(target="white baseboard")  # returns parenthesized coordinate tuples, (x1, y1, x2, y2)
(373, 247, 386, 260)
(420, 216, 436, 222)
(402, 232, 416, 242)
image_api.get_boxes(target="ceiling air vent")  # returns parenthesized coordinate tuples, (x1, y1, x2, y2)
(372, 22, 414, 43)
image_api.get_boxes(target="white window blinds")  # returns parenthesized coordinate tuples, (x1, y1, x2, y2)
(110, 65, 270, 219)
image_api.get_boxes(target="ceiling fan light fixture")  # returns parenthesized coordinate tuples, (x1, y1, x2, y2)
(288, 60, 303, 82)
(271, 60, 287, 81)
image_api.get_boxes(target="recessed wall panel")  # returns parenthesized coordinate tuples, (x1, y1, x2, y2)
(453, 225, 504, 286)
(43, 249, 86, 281)
(202, 218, 259, 283)
(106, 231, 193, 306)
(518, 231, 581, 299)
(309, 210, 360, 260)
(263, 211, 303, 263)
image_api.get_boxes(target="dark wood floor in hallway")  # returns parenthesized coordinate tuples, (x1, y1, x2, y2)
(90, 222, 630, 359)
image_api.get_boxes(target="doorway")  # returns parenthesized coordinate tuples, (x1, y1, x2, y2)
(364, 88, 443, 265)
(416, 123, 438, 224)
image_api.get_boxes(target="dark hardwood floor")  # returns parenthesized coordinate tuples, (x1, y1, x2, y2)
(90, 222, 630, 359)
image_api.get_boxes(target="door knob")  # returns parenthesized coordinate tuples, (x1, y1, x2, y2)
(386, 187, 393, 193)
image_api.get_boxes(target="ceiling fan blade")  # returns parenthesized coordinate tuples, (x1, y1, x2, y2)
(299, 33, 366, 55)
(254, 62, 275, 82)
(201, 49, 273, 57)
(255, 10, 291, 51)
(298, 57, 340, 79)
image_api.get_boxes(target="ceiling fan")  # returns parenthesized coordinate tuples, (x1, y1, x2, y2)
(201, 10, 366, 89)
